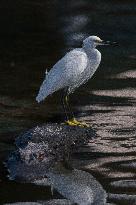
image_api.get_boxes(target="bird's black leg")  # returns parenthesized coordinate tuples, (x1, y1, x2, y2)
(62, 88, 74, 122)
(65, 94, 75, 120)
(62, 88, 76, 125)
(62, 88, 89, 127)
(62, 89, 69, 121)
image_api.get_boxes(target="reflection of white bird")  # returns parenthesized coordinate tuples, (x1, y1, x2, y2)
(36, 36, 112, 126)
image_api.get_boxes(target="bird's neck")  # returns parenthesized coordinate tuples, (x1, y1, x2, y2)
(83, 46, 101, 68)
(83, 45, 97, 57)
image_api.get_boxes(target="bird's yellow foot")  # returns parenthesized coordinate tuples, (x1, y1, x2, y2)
(65, 119, 77, 126)
(72, 118, 89, 127)
(65, 118, 89, 127)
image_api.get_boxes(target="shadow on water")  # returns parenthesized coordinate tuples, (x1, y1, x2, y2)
(0, 0, 136, 204)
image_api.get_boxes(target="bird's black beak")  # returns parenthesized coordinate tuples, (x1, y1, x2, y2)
(101, 40, 117, 46)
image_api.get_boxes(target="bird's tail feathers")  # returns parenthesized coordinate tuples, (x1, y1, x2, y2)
(36, 94, 43, 103)
(36, 76, 50, 103)
(36, 91, 49, 103)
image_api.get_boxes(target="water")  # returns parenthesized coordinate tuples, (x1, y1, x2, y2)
(0, 0, 136, 204)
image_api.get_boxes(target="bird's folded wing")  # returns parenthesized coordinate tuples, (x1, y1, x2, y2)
(36, 49, 88, 102)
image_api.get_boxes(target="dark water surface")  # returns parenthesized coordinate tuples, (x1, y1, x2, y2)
(0, 0, 136, 204)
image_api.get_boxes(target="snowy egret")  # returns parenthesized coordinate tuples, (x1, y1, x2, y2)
(36, 36, 113, 127)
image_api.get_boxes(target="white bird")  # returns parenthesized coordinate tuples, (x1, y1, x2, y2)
(36, 36, 113, 127)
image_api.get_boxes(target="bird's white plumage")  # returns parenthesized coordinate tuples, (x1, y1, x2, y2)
(36, 36, 102, 102)
(36, 49, 88, 102)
